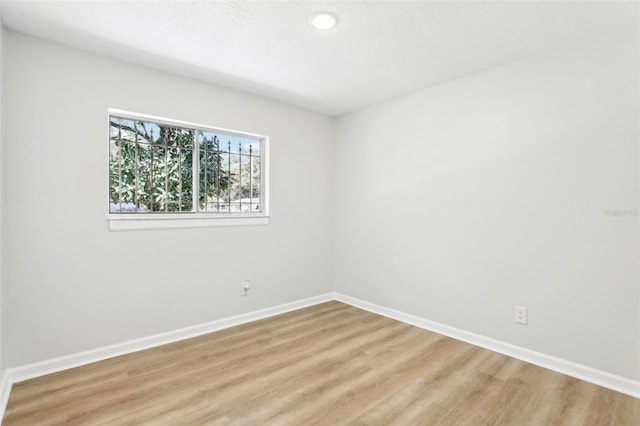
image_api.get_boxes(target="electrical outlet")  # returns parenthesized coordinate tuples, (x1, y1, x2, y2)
(241, 280, 251, 296)
(514, 306, 527, 325)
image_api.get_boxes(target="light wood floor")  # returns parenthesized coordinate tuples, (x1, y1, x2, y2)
(3, 301, 639, 425)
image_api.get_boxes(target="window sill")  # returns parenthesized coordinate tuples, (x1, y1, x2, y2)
(108, 214, 269, 231)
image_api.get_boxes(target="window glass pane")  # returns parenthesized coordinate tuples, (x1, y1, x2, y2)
(227, 152, 241, 208)
(109, 138, 120, 212)
(199, 131, 228, 212)
(136, 143, 151, 211)
(216, 152, 230, 212)
(151, 145, 167, 211)
(109, 114, 264, 216)
(198, 147, 208, 210)
(179, 147, 194, 212)
(251, 156, 261, 202)
(239, 153, 251, 207)
(167, 147, 191, 212)
(161, 126, 193, 148)
(109, 141, 138, 212)
(110, 117, 136, 144)
(135, 121, 160, 144)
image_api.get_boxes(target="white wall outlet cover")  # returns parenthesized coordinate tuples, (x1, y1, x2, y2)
(241, 280, 251, 296)
(515, 306, 528, 325)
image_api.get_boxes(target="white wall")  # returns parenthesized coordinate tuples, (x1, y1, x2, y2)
(2, 31, 334, 367)
(2, 24, 639, 385)
(334, 30, 639, 380)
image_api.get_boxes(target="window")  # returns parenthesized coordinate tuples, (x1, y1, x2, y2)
(108, 109, 268, 230)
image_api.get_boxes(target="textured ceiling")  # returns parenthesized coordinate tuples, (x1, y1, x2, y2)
(1, 0, 638, 116)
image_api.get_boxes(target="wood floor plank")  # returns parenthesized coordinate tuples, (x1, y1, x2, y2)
(3, 301, 639, 425)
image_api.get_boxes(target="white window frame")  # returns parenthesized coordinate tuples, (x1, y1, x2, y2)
(107, 109, 269, 231)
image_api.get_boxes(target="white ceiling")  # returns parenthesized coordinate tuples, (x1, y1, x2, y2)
(1, 0, 638, 116)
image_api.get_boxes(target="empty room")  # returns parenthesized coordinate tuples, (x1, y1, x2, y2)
(0, 0, 638, 424)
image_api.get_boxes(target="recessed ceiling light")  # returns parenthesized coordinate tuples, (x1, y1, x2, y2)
(310, 12, 338, 30)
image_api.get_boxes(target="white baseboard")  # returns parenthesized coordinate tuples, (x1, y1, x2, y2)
(0, 370, 10, 422)
(334, 293, 640, 399)
(0, 293, 334, 420)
